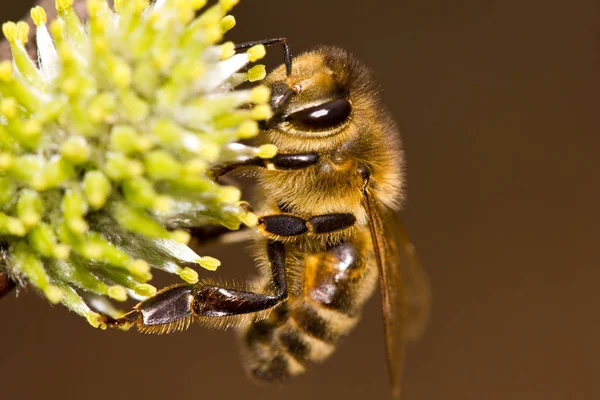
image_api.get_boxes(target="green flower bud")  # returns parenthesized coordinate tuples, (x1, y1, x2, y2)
(0, 0, 275, 326)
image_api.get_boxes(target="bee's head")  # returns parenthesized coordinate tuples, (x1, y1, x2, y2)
(261, 46, 377, 152)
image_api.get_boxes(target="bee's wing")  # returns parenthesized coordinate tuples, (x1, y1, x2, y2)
(362, 188, 430, 399)
(389, 211, 431, 343)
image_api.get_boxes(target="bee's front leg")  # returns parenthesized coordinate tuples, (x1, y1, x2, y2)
(211, 153, 320, 180)
(104, 240, 287, 333)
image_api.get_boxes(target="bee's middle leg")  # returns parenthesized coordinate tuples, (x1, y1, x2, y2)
(259, 213, 356, 237)
(104, 240, 288, 332)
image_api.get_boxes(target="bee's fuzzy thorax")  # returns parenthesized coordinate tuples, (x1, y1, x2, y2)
(262, 46, 404, 221)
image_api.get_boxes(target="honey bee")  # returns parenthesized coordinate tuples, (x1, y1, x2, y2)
(104, 39, 430, 398)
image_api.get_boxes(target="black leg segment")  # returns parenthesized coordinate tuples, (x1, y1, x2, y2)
(259, 213, 356, 237)
(259, 215, 308, 237)
(193, 240, 287, 317)
(270, 154, 319, 170)
(139, 285, 194, 327)
(308, 213, 356, 234)
(211, 153, 319, 180)
(234, 37, 292, 76)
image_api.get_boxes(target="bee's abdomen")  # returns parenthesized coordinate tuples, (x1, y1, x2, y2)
(240, 237, 377, 382)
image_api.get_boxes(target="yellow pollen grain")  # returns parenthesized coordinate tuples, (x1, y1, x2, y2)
(257, 144, 277, 159)
(2, 22, 17, 43)
(22, 120, 42, 138)
(83, 243, 103, 259)
(248, 65, 266, 82)
(134, 284, 157, 297)
(183, 158, 207, 175)
(54, 244, 71, 260)
(189, 63, 205, 79)
(31, 7, 47, 26)
(0, 153, 13, 170)
(31, 175, 48, 192)
(219, 0, 239, 12)
(108, 285, 128, 302)
(152, 196, 172, 213)
(128, 160, 144, 177)
(171, 230, 191, 244)
(114, 63, 133, 88)
(61, 76, 79, 96)
(237, 120, 259, 139)
(44, 285, 64, 304)
(240, 211, 258, 227)
(49, 20, 63, 39)
(177, 8, 195, 24)
(199, 256, 221, 271)
(15, 22, 30, 43)
(251, 104, 273, 121)
(20, 211, 40, 228)
(58, 43, 74, 63)
(220, 41, 235, 60)
(190, 0, 208, 10)
(68, 218, 89, 234)
(130, 259, 151, 275)
(7, 218, 26, 236)
(92, 37, 108, 54)
(87, 0, 103, 16)
(220, 15, 236, 33)
(0, 98, 18, 119)
(203, 26, 222, 45)
(247, 44, 266, 62)
(56, 0, 75, 13)
(86, 314, 103, 329)
(219, 186, 241, 203)
(250, 86, 271, 104)
(198, 141, 220, 162)
(179, 267, 199, 284)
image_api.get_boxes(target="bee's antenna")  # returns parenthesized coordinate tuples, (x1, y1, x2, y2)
(234, 37, 292, 76)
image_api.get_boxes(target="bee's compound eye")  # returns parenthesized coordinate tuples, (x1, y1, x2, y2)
(286, 98, 352, 130)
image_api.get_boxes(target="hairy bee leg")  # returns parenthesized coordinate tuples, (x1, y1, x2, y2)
(259, 213, 356, 237)
(102, 309, 139, 330)
(102, 284, 195, 330)
(0, 271, 15, 299)
(105, 241, 288, 332)
(211, 153, 319, 180)
(192, 240, 287, 317)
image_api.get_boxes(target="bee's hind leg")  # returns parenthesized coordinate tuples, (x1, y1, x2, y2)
(104, 240, 288, 333)
(103, 284, 196, 332)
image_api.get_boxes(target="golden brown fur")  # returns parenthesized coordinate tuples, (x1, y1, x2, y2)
(238, 46, 405, 381)
(262, 47, 404, 225)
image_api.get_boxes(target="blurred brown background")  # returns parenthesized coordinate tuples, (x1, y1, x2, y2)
(1, 1, 598, 399)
